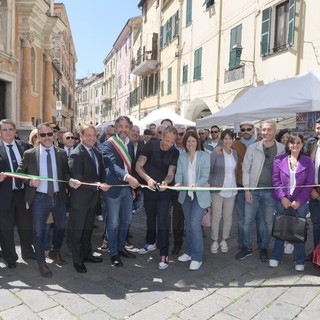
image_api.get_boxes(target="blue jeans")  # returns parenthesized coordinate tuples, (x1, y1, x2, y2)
(235, 190, 245, 246)
(243, 189, 275, 250)
(103, 188, 132, 256)
(32, 192, 67, 266)
(271, 201, 308, 265)
(309, 199, 320, 248)
(182, 194, 204, 262)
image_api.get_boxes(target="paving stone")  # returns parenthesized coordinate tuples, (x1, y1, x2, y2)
(38, 305, 79, 320)
(51, 292, 97, 316)
(0, 304, 40, 320)
(15, 289, 58, 313)
(295, 294, 320, 319)
(0, 288, 22, 311)
(128, 298, 185, 320)
(79, 309, 111, 320)
(252, 301, 302, 320)
(224, 287, 284, 319)
(168, 288, 213, 307)
(178, 292, 231, 320)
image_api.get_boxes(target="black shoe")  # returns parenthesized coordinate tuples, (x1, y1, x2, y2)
(83, 255, 103, 263)
(259, 248, 269, 262)
(73, 263, 87, 273)
(119, 248, 136, 259)
(125, 239, 134, 249)
(7, 261, 17, 269)
(111, 255, 123, 267)
(171, 244, 182, 255)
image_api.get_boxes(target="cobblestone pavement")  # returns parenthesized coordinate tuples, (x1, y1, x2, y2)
(1, 209, 320, 320)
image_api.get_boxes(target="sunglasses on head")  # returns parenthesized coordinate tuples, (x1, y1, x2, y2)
(65, 136, 74, 140)
(240, 128, 252, 132)
(211, 130, 219, 134)
(39, 132, 54, 138)
(178, 132, 185, 136)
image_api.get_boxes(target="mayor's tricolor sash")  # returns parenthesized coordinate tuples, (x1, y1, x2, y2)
(108, 135, 132, 173)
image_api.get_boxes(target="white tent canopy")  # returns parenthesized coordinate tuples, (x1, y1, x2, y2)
(137, 107, 196, 128)
(196, 71, 320, 128)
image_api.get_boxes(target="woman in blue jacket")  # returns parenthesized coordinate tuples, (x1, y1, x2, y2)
(270, 133, 314, 271)
(175, 131, 211, 270)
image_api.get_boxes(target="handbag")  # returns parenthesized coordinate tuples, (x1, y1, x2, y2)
(202, 207, 211, 227)
(272, 207, 307, 243)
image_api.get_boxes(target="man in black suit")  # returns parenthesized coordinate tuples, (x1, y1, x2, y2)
(17, 122, 79, 277)
(0, 119, 35, 268)
(68, 124, 109, 273)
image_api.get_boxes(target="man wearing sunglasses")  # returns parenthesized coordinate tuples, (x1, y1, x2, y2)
(0, 119, 34, 269)
(62, 132, 76, 157)
(17, 122, 79, 278)
(203, 125, 221, 153)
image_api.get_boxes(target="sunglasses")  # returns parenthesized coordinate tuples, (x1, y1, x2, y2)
(65, 136, 74, 140)
(39, 132, 54, 138)
(211, 130, 219, 134)
(240, 128, 252, 132)
(178, 132, 185, 136)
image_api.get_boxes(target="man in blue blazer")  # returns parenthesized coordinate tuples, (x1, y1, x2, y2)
(0, 119, 34, 269)
(101, 116, 140, 267)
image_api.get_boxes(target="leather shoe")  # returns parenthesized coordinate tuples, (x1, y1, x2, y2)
(7, 261, 17, 269)
(83, 255, 103, 263)
(39, 264, 52, 278)
(48, 251, 67, 265)
(171, 244, 182, 255)
(119, 248, 136, 259)
(73, 263, 87, 273)
(111, 255, 123, 267)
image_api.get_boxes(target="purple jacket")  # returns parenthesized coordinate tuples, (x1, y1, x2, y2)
(272, 153, 315, 204)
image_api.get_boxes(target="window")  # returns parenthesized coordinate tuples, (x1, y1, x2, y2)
(166, 17, 172, 44)
(61, 86, 67, 106)
(193, 48, 202, 80)
(203, 0, 215, 9)
(229, 24, 242, 69)
(174, 11, 179, 38)
(167, 67, 172, 95)
(161, 80, 164, 96)
(160, 26, 164, 49)
(260, 0, 296, 56)
(186, 0, 192, 25)
(182, 65, 188, 84)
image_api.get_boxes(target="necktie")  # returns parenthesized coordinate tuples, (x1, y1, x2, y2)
(45, 149, 54, 197)
(67, 148, 71, 157)
(7, 144, 22, 189)
(90, 148, 97, 173)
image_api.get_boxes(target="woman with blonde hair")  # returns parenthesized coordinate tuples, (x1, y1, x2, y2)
(28, 128, 38, 147)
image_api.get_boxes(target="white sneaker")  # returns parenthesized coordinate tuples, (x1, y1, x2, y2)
(138, 243, 156, 254)
(96, 215, 103, 221)
(269, 259, 279, 268)
(159, 256, 169, 270)
(220, 240, 228, 253)
(211, 241, 219, 254)
(295, 264, 305, 272)
(178, 253, 191, 262)
(284, 242, 294, 255)
(189, 261, 202, 270)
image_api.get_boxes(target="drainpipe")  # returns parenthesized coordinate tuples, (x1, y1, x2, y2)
(176, 0, 183, 114)
(295, 0, 303, 75)
(215, 0, 223, 106)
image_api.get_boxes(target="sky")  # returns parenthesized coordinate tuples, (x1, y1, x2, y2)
(58, 0, 141, 79)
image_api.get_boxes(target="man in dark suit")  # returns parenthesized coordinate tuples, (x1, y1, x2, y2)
(101, 116, 140, 267)
(17, 122, 78, 278)
(68, 124, 109, 273)
(0, 119, 34, 269)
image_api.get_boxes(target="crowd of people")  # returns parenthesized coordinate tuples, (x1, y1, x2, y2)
(0, 115, 320, 277)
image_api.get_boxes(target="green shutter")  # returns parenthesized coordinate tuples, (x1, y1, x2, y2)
(174, 11, 179, 37)
(182, 65, 188, 84)
(193, 48, 202, 80)
(186, 0, 192, 25)
(167, 67, 172, 95)
(160, 26, 164, 49)
(288, 0, 296, 46)
(261, 7, 272, 56)
(229, 25, 242, 68)
(168, 17, 172, 42)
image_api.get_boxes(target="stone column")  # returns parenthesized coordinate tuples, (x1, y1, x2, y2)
(20, 37, 32, 126)
(43, 54, 53, 122)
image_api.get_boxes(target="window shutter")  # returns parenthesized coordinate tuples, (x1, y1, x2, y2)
(287, 0, 296, 46)
(261, 7, 272, 56)
(174, 11, 179, 37)
(186, 0, 192, 25)
(193, 48, 202, 80)
(229, 25, 242, 68)
(160, 26, 164, 49)
(182, 65, 188, 84)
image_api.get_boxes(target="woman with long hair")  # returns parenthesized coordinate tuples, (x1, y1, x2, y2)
(270, 133, 314, 271)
